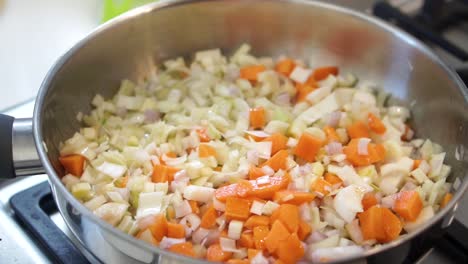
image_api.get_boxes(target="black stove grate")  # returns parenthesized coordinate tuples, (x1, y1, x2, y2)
(10, 182, 89, 264)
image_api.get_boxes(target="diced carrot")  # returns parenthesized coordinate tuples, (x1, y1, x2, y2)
(240, 65, 266, 82)
(413, 159, 422, 170)
(394, 190, 423, 221)
(201, 205, 218, 229)
(295, 83, 317, 103)
(227, 259, 249, 264)
(188, 200, 200, 215)
(273, 190, 316, 205)
(323, 126, 340, 143)
(169, 242, 196, 257)
(149, 214, 168, 241)
(275, 260, 286, 264)
(206, 243, 232, 262)
(248, 174, 290, 199)
(324, 172, 343, 187)
(270, 208, 281, 225)
(167, 222, 185, 238)
(358, 205, 386, 242)
(253, 225, 269, 250)
(215, 183, 239, 202)
(152, 164, 179, 183)
(249, 166, 266, 180)
(275, 58, 296, 76)
(248, 249, 261, 260)
(59, 154, 86, 177)
(441, 193, 453, 208)
(368, 113, 386, 134)
(196, 128, 210, 142)
(277, 204, 299, 233)
(312, 66, 339, 81)
(245, 215, 270, 229)
(261, 149, 289, 171)
(199, 144, 216, 158)
(276, 233, 305, 264)
(263, 133, 288, 155)
(249, 107, 266, 129)
(362, 192, 379, 211)
(265, 220, 290, 253)
(159, 152, 177, 165)
(381, 207, 402, 242)
(114, 175, 128, 188)
(236, 180, 254, 198)
(343, 139, 386, 166)
(297, 221, 312, 241)
(294, 133, 324, 162)
(310, 177, 332, 196)
(239, 232, 255, 248)
(347, 121, 370, 139)
(225, 197, 251, 221)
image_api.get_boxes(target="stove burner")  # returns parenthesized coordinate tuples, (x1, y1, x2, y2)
(373, 0, 468, 61)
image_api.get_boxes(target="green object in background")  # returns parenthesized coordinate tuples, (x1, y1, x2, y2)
(102, 0, 157, 22)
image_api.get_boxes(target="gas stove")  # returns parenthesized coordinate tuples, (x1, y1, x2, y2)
(1, 1, 468, 263)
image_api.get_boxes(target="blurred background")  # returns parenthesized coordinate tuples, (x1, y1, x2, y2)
(0, 0, 375, 111)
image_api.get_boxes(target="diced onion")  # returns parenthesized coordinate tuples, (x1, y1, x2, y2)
(327, 111, 342, 127)
(175, 200, 192, 218)
(261, 166, 275, 176)
(245, 130, 270, 138)
(308, 246, 364, 262)
(160, 237, 186, 249)
(183, 185, 215, 203)
(289, 66, 312, 84)
(381, 195, 396, 208)
(357, 138, 371, 155)
(180, 213, 201, 231)
(256, 176, 271, 185)
(250, 200, 265, 215)
(162, 154, 187, 167)
(228, 220, 244, 240)
(247, 150, 259, 165)
(251, 252, 269, 264)
(325, 142, 343, 155)
(192, 228, 210, 244)
(220, 237, 238, 252)
(345, 219, 363, 244)
(307, 231, 327, 244)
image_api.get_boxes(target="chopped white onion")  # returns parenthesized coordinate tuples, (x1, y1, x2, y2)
(159, 237, 186, 249)
(213, 197, 226, 212)
(289, 66, 312, 84)
(192, 228, 210, 244)
(228, 220, 244, 240)
(327, 111, 342, 127)
(307, 231, 327, 244)
(245, 130, 271, 139)
(248, 141, 272, 159)
(251, 252, 269, 264)
(256, 176, 271, 185)
(261, 166, 275, 176)
(276, 92, 291, 105)
(247, 150, 259, 165)
(220, 237, 238, 252)
(250, 200, 265, 215)
(357, 138, 371, 155)
(334, 185, 365, 223)
(175, 200, 192, 218)
(162, 154, 187, 167)
(96, 162, 127, 179)
(136, 214, 156, 230)
(287, 137, 298, 148)
(308, 246, 364, 262)
(345, 219, 363, 244)
(381, 194, 396, 208)
(180, 213, 201, 231)
(325, 142, 343, 155)
(183, 185, 215, 203)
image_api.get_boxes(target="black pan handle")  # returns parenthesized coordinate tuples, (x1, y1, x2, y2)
(0, 113, 44, 179)
(0, 114, 16, 178)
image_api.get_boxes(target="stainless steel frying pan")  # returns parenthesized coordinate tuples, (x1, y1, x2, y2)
(1, 0, 467, 263)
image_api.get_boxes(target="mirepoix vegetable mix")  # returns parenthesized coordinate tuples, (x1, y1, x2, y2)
(59, 44, 454, 263)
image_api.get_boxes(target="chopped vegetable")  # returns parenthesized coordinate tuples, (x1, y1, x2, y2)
(362, 192, 378, 211)
(343, 139, 385, 166)
(201, 206, 218, 229)
(169, 242, 196, 257)
(199, 144, 217, 158)
(368, 113, 386, 134)
(313, 66, 339, 81)
(240, 65, 266, 82)
(273, 190, 316, 205)
(167, 222, 186, 238)
(324, 126, 340, 143)
(225, 197, 251, 221)
(263, 133, 288, 155)
(261, 150, 289, 171)
(393, 190, 423, 221)
(265, 220, 290, 253)
(207, 243, 233, 262)
(294, 133, 324, 162)
(253, 225, 269, 250)
(276, 233, 305, 264)
(59, 154, 86, 177)
(152, 164, 179, 183)
(250, 107, 266, 129)
(275, 58, 296, 76)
